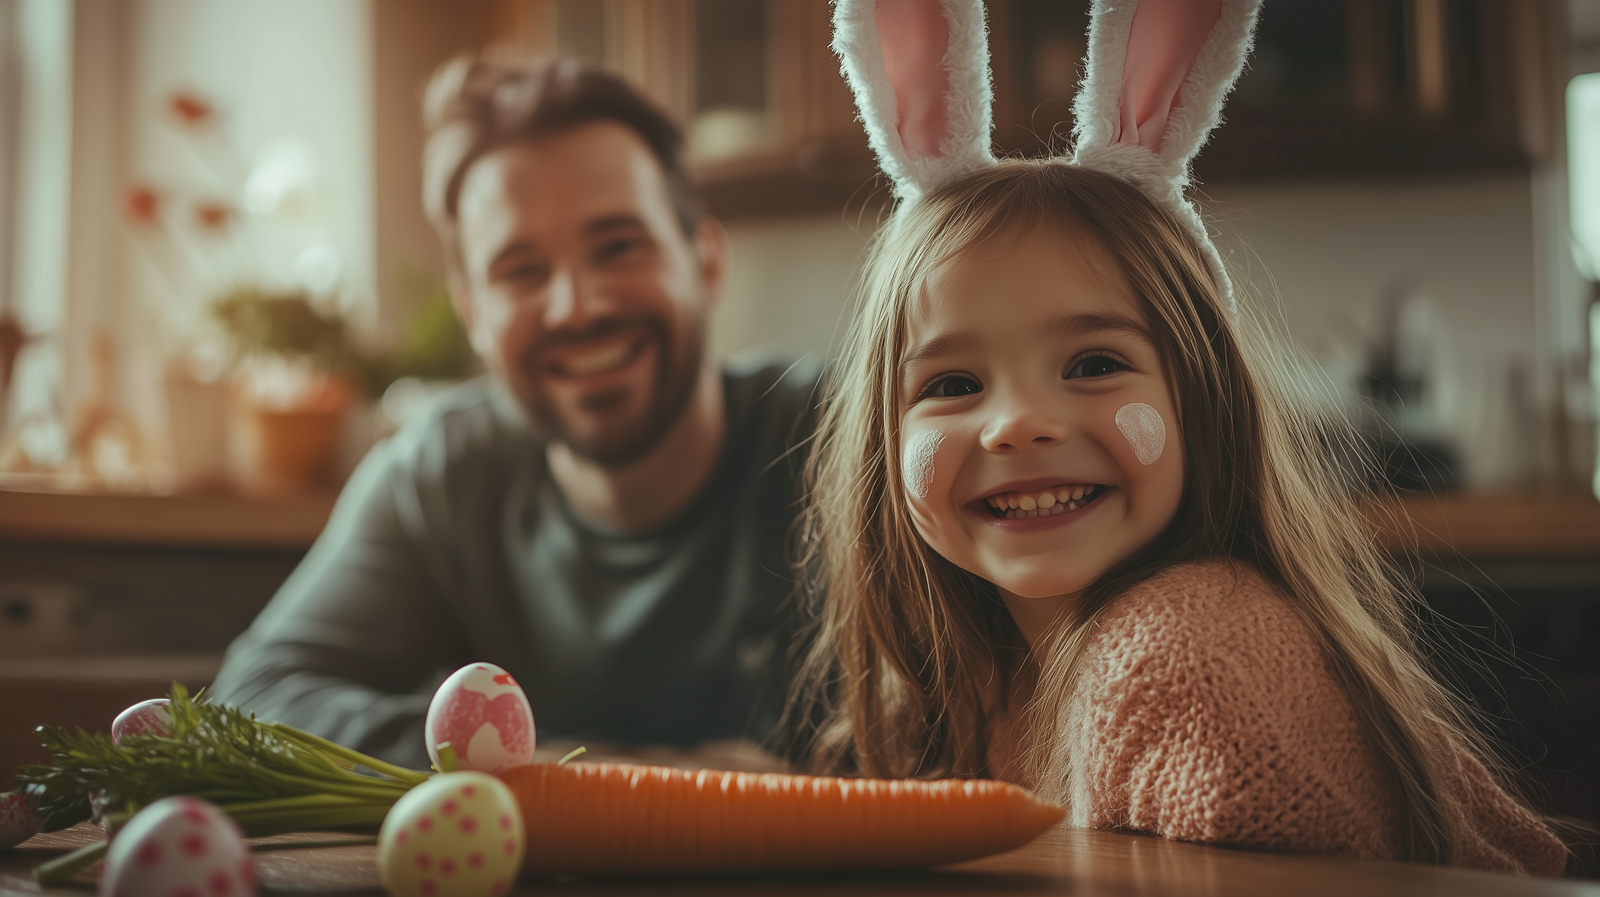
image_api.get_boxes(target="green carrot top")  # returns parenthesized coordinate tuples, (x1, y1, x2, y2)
(12, 684, 430, 836)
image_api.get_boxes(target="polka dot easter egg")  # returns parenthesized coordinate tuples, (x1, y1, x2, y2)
(425, 664, 535, 774)
(0, 792, 41, 849)
(112, 699, 173, 745)
(100, 796, 255, 897)
(378, 771, 525, 897)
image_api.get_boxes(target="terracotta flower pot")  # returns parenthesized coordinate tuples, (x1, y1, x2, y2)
(232, 375, 352, 495)
(164, 362, 230, 493)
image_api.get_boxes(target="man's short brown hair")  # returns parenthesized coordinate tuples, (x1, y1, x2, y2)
(422, 54, 702, 272)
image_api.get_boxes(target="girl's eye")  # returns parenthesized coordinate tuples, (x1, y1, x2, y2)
(923, 375, 982, 399)
(1064, 353, 1129, 380)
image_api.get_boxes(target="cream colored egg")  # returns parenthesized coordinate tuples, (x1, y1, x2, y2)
(378, 772, 525, 897)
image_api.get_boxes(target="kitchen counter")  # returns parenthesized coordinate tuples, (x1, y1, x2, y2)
(1367, 492, 1600, 559)
(0, 487, 335, 549)
(4, 486, 1596, 556)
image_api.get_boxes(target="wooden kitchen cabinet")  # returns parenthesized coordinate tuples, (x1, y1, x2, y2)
(490, 0, 879, 218)
(995, 0, 1563, 177)
(489, 0, 1564, 219)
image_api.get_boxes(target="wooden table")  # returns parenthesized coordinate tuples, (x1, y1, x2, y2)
(5, 823, 1598, 897)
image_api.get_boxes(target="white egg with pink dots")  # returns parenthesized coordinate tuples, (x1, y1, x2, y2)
(99, 796, 255, 897)
(378, 772, 524, 897)
(0, 791, 41, 849)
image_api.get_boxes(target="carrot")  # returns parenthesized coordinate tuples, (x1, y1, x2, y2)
(499, 761, 1064, 876)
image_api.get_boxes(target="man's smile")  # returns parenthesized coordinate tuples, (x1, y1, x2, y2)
(542, 331, 649, 380)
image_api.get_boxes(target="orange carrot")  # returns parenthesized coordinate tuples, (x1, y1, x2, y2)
(499, 761, 1064, 875)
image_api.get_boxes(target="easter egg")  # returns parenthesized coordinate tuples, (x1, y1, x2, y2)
(424, 664, 535, 774)
(0, 792, 41, 849)
(112, 699, 173, 745)
(100, 796, 255, 897)
(377, 772, 524, 897)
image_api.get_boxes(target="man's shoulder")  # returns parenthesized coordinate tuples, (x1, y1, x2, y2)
(722, 348, 824, 436)
(383, 377, 535, 475)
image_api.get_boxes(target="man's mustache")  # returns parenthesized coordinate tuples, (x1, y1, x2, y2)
(518, 317, 664, 370)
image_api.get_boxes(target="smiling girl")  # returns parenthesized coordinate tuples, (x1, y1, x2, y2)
(792, 0, 1565, 875)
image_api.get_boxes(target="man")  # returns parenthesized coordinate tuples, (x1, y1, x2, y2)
(210, 56, 819, 768)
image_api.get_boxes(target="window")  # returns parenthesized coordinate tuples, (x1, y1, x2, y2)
(0, 0, 377, 492)
(1569, 71, 1600, 497)
(0, 0, 73, 475)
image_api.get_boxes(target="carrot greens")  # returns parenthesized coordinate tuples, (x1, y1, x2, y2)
(11, 685, 430, 884)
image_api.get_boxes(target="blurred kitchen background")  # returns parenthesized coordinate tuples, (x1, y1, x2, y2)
(2, 0, 1600, 847)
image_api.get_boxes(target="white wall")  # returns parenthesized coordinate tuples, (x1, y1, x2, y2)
(1204, 174, 1537, 359)
(711, 214, 873, 365)
(1209, 174, 1547, 487)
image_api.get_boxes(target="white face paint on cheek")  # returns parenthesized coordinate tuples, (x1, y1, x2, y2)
(1115, 403, 1166, 465)
(902, 430, 945, 500)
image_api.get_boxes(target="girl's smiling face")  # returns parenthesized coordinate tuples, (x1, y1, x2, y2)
(898, 228, 1184, 621)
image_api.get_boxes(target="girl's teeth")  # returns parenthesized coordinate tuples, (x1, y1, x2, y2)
(991, 485, 1101, 518)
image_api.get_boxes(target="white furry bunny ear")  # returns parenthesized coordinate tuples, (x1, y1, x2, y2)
(833, 0, 996, 205)
(1072, 0, 1261, 309)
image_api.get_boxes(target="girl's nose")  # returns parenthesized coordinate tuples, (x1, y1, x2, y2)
(979, 392, 1070, 454)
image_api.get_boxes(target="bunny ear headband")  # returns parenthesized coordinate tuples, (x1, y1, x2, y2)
(832, 0, 1261, 311)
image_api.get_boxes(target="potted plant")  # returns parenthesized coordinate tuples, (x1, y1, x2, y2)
(212, 284, 478, 495)
(213, 287, 365, 495)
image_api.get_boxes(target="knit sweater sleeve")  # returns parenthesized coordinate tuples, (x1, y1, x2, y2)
(1061, 562, 1566, 876)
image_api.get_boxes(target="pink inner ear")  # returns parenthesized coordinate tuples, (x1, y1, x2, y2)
(1114, 0, 1223, 153)
(877, 0, 951, 159)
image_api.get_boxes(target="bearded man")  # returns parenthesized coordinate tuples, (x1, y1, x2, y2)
(210, 56, 819, 768)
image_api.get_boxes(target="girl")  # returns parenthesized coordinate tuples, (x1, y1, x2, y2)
(793, 0, 1567, 875)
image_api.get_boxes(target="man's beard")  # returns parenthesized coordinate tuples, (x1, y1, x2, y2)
(517, 313, 704, 468)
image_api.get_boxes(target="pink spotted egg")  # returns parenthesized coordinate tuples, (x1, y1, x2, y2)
(112, 699, 173, 745)
(0, 792, 41, 849)
(424, 664, 535, 774)
(377, 771, 524, 897)
(100, 796, 255, 897)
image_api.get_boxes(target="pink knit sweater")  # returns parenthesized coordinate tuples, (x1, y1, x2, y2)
(993, 561, 1567, 876)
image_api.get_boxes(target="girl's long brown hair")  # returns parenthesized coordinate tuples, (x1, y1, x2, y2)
(790, 160, 1512, 865)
